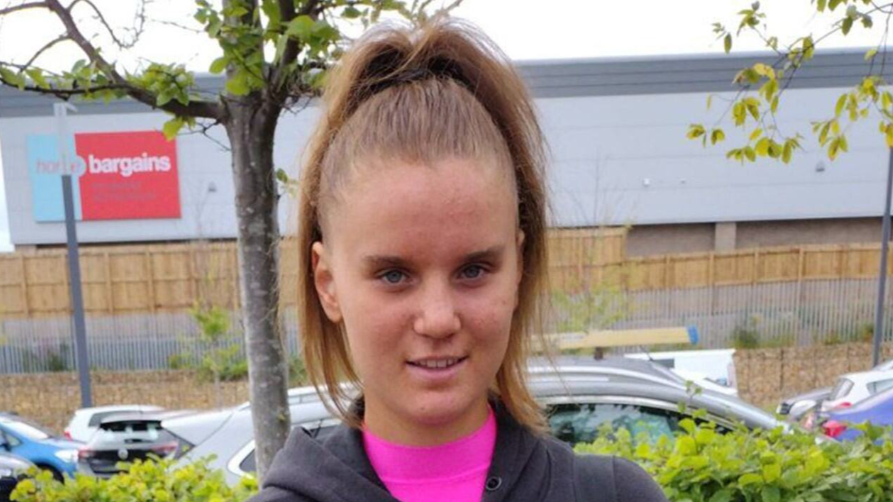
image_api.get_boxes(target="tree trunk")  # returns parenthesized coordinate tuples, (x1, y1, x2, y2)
(226, 98, 290, 481)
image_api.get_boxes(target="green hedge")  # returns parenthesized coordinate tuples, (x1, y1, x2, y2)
(12, 420, 893, 502)
(576, 418, 893, 502)
(11, 458, 258, 502)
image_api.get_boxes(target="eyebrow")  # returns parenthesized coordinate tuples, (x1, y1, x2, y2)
(362, 245, 506, 269)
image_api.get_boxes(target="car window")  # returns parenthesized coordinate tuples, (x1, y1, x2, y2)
(547, 402, 680, 445)
(830, 378, 854, 400)
(868, 379, 893, 395)
(1, 420, 51, 441)
(93, 422, 172, 445)
(88, 412, 123, 428)
(0, 430, 21, 447)
(238, 425, 337, 474)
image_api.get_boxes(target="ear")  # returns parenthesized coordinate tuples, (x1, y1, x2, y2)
(311, 241, 343, 323)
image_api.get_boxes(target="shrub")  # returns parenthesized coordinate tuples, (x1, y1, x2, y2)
(577, 417, 893, 502)
(11, 457, 257, 502)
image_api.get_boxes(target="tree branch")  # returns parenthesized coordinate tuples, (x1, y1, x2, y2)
(0, 1, 47, 16)
(69, 0, 146, 50)
(42, 0, 222, 120)
(269, 0, 320, 97)
(23, 33, 69, 68)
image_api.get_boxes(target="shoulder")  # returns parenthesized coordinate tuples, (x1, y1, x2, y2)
(247, 486, 310, 502)
(537, 436, 666, 502)
(575, 453, 667, 502)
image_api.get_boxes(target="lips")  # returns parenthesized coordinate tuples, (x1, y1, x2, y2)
(408, 356, 468, 369)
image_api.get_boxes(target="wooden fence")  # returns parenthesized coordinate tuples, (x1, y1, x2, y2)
(551, 243, 887, 293)
(0, 227, 629, 318)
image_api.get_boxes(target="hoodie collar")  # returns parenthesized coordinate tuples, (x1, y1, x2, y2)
(262, 399, 544, 502)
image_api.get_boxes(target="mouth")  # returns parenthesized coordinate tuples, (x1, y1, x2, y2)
(407, 356, 468, 370)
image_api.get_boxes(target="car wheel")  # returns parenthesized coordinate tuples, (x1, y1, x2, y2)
(35, 465, 63, 482)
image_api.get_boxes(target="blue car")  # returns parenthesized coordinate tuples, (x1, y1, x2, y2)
(0, 413, 80, 480)
(821, 386, 893, 441)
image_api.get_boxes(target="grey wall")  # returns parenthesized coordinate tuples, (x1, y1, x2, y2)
(1, 49, 889, 246)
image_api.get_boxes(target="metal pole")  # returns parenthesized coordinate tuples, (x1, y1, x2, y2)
(873, 148, 893, 367)
(55, 103, 92, 407)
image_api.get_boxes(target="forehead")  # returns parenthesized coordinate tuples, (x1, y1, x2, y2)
(325, 158, 518, 258)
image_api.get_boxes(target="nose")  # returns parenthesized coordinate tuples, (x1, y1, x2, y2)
(413, 281, 461, 339)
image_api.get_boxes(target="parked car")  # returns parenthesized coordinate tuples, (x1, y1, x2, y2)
(777, 387, 832, 422)
(0, 413, 80, 480)
(821, 370, 893, 412)
(672, 369, 738, 396)
(0, 453, 33, 502)
(168, 366, 785, 486)
(819, 386, 893, 441)
(64, 405, 163, 442)
(76, 411, 191, 478)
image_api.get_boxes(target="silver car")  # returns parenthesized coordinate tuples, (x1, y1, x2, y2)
(166, 361, 781, 486)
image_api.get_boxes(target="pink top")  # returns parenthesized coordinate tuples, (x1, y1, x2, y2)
(362, 407, 497, 502)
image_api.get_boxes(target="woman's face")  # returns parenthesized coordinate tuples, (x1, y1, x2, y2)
(312, 157, 523, 445)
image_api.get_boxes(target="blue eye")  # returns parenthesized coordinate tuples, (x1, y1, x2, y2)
(461, 265, 486, 280)
(381, 270, 406, 285)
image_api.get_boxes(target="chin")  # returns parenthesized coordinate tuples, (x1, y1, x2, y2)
(403, 391, 483, 427)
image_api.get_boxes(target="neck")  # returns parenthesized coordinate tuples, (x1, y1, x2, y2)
(362, 396, 490, 447)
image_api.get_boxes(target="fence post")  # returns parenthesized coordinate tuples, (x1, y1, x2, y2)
(19, 255, 29, 317)
(797, 248, 805, 345)
(105, 251, 114, 314)
(145, 250, 156, 314)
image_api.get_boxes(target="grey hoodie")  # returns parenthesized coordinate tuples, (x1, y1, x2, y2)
(249, 402, 667, 502)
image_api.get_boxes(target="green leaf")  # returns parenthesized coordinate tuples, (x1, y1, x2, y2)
(686, 124, 706, 140)
(739, 473, 763, 486)
(755, 137, 770, 156)
(162, 117, 185, 140)
(209, 56, 228, 74)
(225, 71, 250, 96)
(710, 129, 726, 145)
(156, 90, 174, 107)
(724, 33, 733, 53)
(343, 6, 362, 18)
(25, 68, 48, 88)
(782, 141, 793, 163)
(753, 62, 775, 80)
(842, 16, 854, 35)
(835, 93, 848, 117)
(761, 485, 781, 502)
(0, 66, 25, 88)
(762, 463, 781, 483)
(286, 15, 315, 41)
(817, 0, 827, 11)
(828, 137, 840, 160)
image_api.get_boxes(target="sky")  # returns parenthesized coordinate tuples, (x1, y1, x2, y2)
(0, 0, 884, 252)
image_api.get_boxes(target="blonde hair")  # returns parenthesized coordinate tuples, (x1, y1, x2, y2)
(296, 17, 550, 431)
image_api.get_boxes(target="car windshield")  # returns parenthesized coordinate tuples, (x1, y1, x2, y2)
(92, 421, 168, 445)
(2, 419, 52, 441)
(830, 378, 855, 400)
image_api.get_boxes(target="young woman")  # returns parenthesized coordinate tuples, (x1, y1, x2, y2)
(249, 18, 667, 502)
